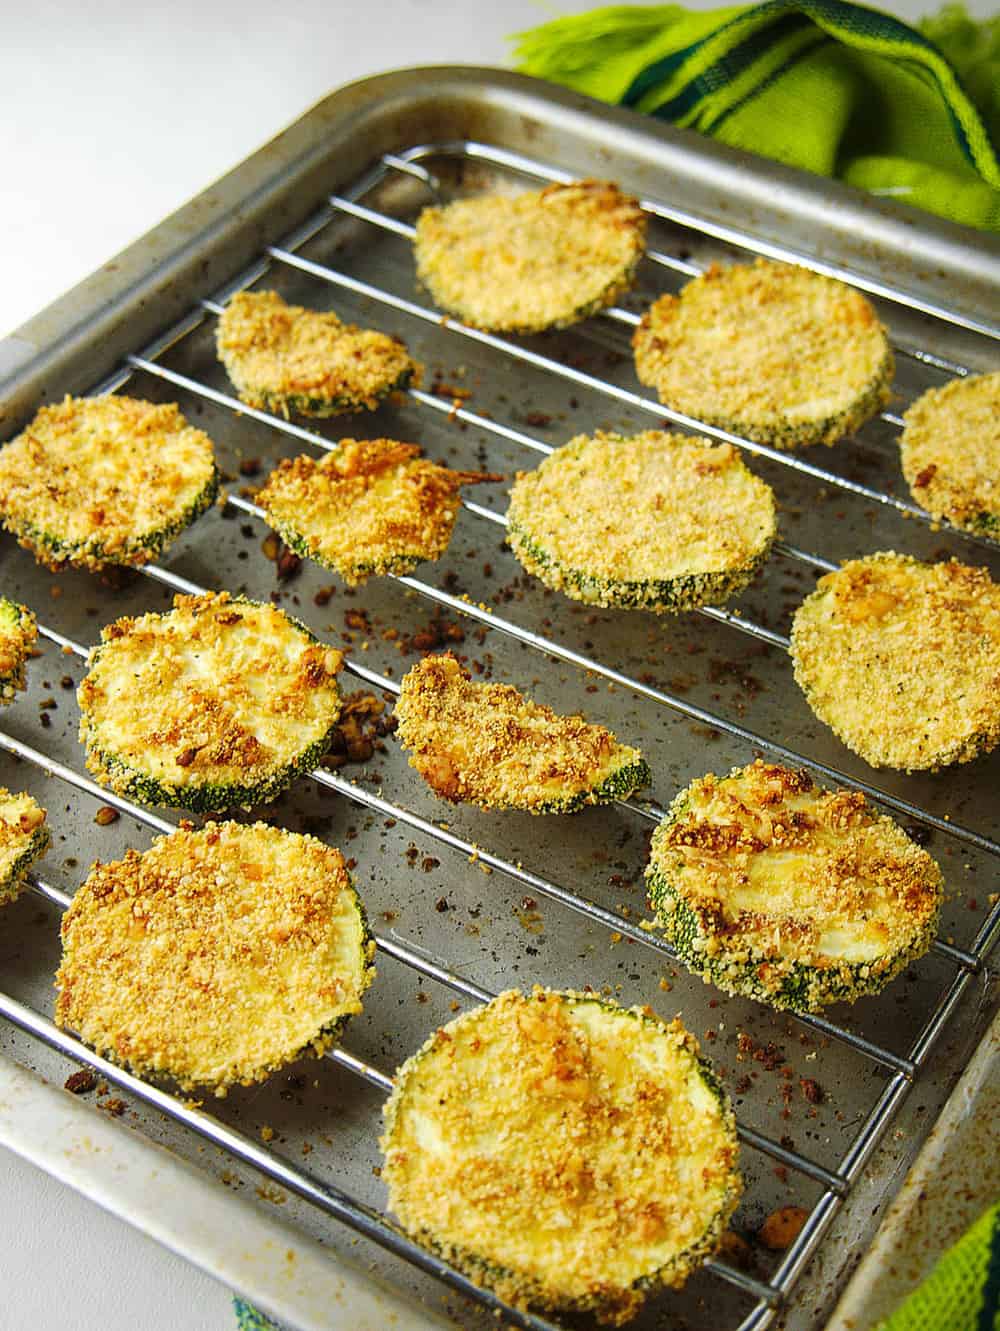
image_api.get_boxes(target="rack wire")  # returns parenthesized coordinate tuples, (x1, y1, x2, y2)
(1, 136, 998, 1331)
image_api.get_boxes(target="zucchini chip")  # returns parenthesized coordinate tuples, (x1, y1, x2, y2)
(0, 396, 218, 571)
(413, 180, 646, 334)
(790, 552, 1000, 771)
(900, 371, 1000, 537)
(256, 438, 501, 586)
(381, 987, 741, 1325)
(394, 654, 649, 813)
(216, 290, 420, 417)
(507, 430, 776, 612)
(0, 790, 49, 908)
(0, 597, 37, 703)
(78, 592, 343, 811)
(646, 761, 942, 1012)
(55, 821, 375, 1094)
(633, 260, 894, 449)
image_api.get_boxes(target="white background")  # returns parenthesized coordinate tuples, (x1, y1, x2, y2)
(0, 1, 992, 1328)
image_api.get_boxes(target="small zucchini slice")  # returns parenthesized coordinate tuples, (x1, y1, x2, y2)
(77, 592, 343, 811)
(216, 290, 420, 417)
(507, 430, 776, 612)
(645, 760, 943, 1012)
(0, 790, 49, 907)
(381, 987, 741, 1325)
(0, 597, 37, 703)
(256, 438, 501, 586)
(394, 654, 649, 813)
(790, 552, 1000, 771)
(413, 180, 647, 334)
(0, 396, 218, 571)
(900, 371, 1000, 538)
(633, 260, 894, 449)
(55, 821, 375, 1094)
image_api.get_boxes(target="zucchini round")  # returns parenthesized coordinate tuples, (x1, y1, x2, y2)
(394, 653, 649, 813)
(0, 597, 37, 703)
(0, 789, 49, 907)
(790, 552, 1000, 771)
(633, 260, 894, 449)
(77, 592, 343, 811)
(0, 396, 218, 570)
(55, 821, 375, 1094)
(506, 430, 776, 612)
(413, 180, 646, 334)
(381, 987, 741, 1325)
(645, 760, 943, 1012)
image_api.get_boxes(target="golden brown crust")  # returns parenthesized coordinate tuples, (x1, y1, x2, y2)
(0, 598, 37, 703)
(0, 788, 49, 907)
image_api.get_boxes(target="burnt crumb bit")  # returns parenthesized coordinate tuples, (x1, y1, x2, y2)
(758, 1205, 809, 1251)
(799, 1077, 823, 1105)
(276, 545, 302, 582)
(435, 896, 451, 912)
(98, 1097, 128, 1117)
(523, 411, 553, 428)
(314, 586, 335, 606)
(405, 618, 466, 654)
(64, 1068, 97, 1094)
(907, 824, 933, 846)
(322, 690, 385, 768)
(94, 806, 120, 826)
(238, 457, 261, 477)
(60, 675, 75, 689)
(421, 857, 440, 873)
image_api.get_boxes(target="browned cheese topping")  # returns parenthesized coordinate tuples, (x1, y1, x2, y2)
(55, 821, 375, 1093)
(0, 598, 37, 702)
(0, 788, 49, 906)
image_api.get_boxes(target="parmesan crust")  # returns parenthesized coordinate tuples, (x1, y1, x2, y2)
(646, 761, 942, 1011)
(0, 597, 37, 703)
(216, 290, 420, 417)
(0, 789, 49, 908)
(506, 430, 776, 612)
(394, 654, 649, 813)
(77, 592, 344, 811)
(256, 438, 501, 586)
(55, 821, 375, 1094)
(790, 552, 1000, 771)
(633, 260, 894, 449)
(381, 988, 741, 1325)
(0, 396, 218, 570)
(900, 371, 1000, 537)
(413, 180, 647, 334)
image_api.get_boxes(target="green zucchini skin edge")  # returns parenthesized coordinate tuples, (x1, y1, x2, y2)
(532, 754, 651, 815)
(0, 598, 35, 699)
(252, 366, 416, 418)
(264, 513, 429, 583)
(0, 824, 51, 906)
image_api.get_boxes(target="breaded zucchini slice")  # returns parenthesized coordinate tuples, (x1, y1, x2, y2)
(55, 821, 375, 1094)
(0, 790, 49, 907)
(394, 654, 649, 813)
(633, 260, 894, 449)
(790, 552, 1000, 771)
(0, 396, 218, 571)
(0, 597, 37, 703)
(413, 180, 647, 334)
(646, 761, 942, 1012)
(77, 592, 343, 811)
(216, 290, 420, 417)
(256, 438, 501, 586)
(381, 987, 741, 1326)
(900, 371, 1000, 537)
(507, 430, 776, 612)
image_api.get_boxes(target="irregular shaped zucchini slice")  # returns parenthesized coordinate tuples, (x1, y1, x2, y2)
(791, 552, 1000, 771)
(0, 597, 37, 703)
(413, 180, 646, 334)
(0, 790, 49, 907)
(78, 592, 343, 811)
(216, 290, 420, 417)
(646, 761, 943, 1012)
(55, 821, 375, 1094)
(507, 430, 776, 612)
(900, 371, 1000, 537)
(381, 987, 741, 1325)
(0, 396, 218, 571)
(256, 438, 501, 586)
(633, 260, 894, 449)
(394, 654, 649, 813)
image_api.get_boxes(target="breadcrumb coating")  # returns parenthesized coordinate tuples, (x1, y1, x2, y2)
(0, 597, 37, 703)
(0, 789, 49, 907)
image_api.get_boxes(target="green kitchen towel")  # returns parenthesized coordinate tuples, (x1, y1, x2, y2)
(513, 1, 1000, 229)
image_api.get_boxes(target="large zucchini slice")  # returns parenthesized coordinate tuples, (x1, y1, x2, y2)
(394, 654, 649, 813)
(381, 987, 741, 1325)
(0, 790, 49, 907)
(413, 180, 646, 334)
(645, 760, 943, 1012)
(0, 396, 218, 571)
(216, 290, 420, 417)
(506, 430, 776, 612)
(633, 260, 894, 449)
(55, 821, 375, 1094)
(77, 592, 343, 811)
(0, 597, 37, 703)
(790, 552, 1000, 771)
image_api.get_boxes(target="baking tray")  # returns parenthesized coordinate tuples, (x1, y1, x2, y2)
(1, 67, 998, 1331)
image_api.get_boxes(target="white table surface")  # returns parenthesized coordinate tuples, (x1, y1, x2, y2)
(0, 1, 991, 1328)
